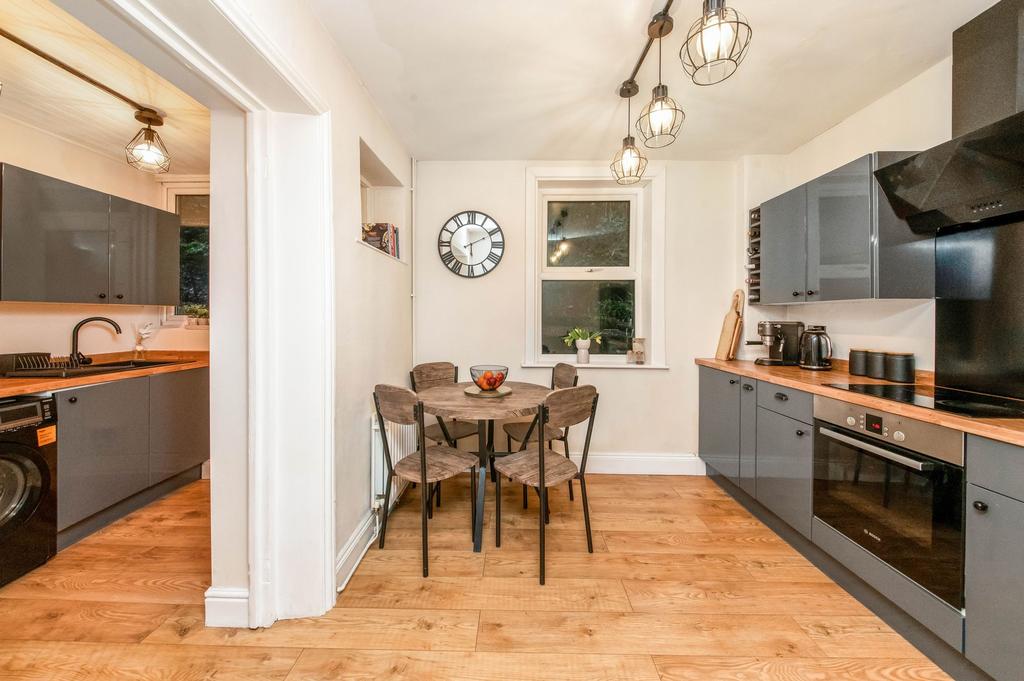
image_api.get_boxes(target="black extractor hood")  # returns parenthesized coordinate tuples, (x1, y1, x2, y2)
(874, 111, 1024, 233)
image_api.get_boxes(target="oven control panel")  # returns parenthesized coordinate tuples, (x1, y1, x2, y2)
(813, 395, 964, 466)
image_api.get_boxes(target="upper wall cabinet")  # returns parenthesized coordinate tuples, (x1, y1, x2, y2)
(0, 164, 180, 306)
(757, 152, 934, 305)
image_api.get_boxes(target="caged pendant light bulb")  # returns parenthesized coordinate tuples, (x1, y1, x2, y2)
(636, 32, 685, 148)
(125, 109, 170, 173)
(680, 0, 752, 86)
(611, 94, 648, 185)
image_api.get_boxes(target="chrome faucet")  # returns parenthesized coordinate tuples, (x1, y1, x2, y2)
(71, 317, 122, 366)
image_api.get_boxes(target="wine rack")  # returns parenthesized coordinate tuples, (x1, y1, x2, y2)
(746, 206, 761, 304)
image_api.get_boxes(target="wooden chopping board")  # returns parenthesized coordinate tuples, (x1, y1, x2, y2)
(715, 289, 744, 361)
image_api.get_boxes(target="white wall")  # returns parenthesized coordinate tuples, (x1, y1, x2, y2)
(414, 161, 737, 458)
(0, 114, 208, 355)
(735, 58, 954, 369)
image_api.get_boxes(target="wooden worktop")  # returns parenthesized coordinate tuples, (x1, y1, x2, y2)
(0, 351, 209, 399)
(696, 358, 1024, 448)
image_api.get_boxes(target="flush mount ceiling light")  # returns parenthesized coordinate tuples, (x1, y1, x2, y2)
(680, 0, 752, 86)
(0, 27, 172, 174)
(636, 13, 685, 149)
(610, 88, 648, 185)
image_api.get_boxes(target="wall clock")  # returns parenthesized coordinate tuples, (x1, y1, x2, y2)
(437, 210, 504, 278)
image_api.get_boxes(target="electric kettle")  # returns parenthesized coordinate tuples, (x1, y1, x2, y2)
(798, 326, 833, 370)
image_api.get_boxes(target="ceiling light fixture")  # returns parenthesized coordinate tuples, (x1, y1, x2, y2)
(680, 0, 752, 86)
(0, 27, 172, 174)
(610, 87, 648, 185)
(636, 13, 685, 149)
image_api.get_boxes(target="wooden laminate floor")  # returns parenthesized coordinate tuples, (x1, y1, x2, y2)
(0, 475, 952, 680)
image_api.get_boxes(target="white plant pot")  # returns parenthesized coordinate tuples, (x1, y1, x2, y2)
(575, 339, 591, 364)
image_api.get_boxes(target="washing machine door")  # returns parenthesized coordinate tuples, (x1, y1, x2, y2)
(0, 442, 47, 540)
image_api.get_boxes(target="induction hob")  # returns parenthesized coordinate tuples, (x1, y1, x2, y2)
(827, 383, 1024, 419)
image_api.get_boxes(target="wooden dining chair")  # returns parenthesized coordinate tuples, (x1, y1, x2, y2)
(374, 384, 479, 577)
(498, 362, 579, 500)
(493, 385, 599, 585)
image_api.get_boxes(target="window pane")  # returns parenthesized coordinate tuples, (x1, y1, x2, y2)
(547, 200, 629, 267)
(541, 280, 635, 355)
(174, 195, 210, 316)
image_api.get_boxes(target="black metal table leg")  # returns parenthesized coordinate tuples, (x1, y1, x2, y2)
(473, 419, 488, 552)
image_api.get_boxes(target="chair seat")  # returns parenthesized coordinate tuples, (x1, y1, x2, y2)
(424, 419, 478, 443)
(502, 421, 566, 443)
(394, 445, 478, 484)
(493, 448, 579, 488)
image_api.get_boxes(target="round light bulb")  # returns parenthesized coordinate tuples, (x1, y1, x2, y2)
(649, 99, 674, 135)
(701, 13, 735, 59)
(622, 146, 640, 175)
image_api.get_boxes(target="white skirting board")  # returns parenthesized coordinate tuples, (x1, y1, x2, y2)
(569, 452, 706, 475)
(204, 587, 250, 627)
(334, 511, 377, 592)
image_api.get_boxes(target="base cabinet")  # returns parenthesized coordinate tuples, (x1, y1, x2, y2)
(698, 367, 741, 484)
(739, 379, 757, 496)
(755, 407, 813, 538)
(965, 484, 1024, 681)
(149, 369, 210, 485)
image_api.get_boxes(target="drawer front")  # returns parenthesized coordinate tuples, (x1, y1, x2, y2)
(967, 434, 1024, 503)
(757, 382, 813, 425)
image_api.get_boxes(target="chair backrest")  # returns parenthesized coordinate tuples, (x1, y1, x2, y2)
(551, 362, 579, 389)
(374, 384, 419, 425)
(544, 384, 598, 431)
(410, 362, 457, 391)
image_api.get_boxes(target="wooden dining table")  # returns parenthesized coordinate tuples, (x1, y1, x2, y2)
(418, 380, 552, 552)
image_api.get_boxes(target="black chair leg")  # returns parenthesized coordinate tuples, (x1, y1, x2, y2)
(495, 473, 502, 547)
(539, 484, 547, 585)
(562, 438, 574, 501)
(420, 478, 429, 577)
(470, 468, 477, 534)
(489, 454, 497, 483)
(579, 476, 593, 553)
(427, 484, 434, 519)
(436, 482, 441, 508)
(522, 484, 528, 509)
(378, 473, 393, 549)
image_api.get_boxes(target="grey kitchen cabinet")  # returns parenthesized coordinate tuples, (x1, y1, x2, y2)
(109, 197, 181, 306)
(965, 483, 1024, 681)
(149, 368, 210, 485)
(698, 367, 741, 484)
(56, 377, 151, 531)
(738, 378, 758, 496)
(759, 185, 808, 304)
(755, 407, 813, 538)
(0, 164, 111, 304)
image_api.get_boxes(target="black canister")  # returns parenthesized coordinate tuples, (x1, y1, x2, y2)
(867, 351, 887, 379)
(849, 349, 869, 376)
(885, 353, 916, 383)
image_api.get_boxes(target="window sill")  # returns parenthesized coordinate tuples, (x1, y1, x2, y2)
(521, 361, 669, 371)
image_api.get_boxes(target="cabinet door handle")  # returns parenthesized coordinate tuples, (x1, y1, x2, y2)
(973, 500, 989, 513)
(743, 384, 754, 391)
(729, 379, 738, 385)
(796, 429, 806, 437)
(774, 392, 789, 402)
(807, 290, 817, 296)
(792, 291, 801, 297)
(67, 396, 78, 404)
(116, 294, 124, 300)
(97, 293, 107, 299)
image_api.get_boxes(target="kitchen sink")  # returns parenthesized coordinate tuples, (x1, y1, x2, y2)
(5, 359, 179, 379)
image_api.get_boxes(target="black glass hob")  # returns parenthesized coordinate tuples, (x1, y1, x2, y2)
(827, 383, 1024, 419)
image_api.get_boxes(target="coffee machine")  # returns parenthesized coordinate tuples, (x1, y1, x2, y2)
(748, 321, 805, 366)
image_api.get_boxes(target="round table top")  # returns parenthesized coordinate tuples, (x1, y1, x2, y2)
(418, 381, 551, 420)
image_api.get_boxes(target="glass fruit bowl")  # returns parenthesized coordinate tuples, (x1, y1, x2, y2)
(470, 365, 508, 391)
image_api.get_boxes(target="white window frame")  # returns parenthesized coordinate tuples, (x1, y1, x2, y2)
(159, 177, 211, 328)
(524, 164, 667, 368)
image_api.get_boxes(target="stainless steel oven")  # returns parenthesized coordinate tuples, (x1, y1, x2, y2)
(813, 396, 965, 609)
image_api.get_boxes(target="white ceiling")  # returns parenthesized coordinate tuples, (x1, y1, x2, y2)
(0, 0, 209, 174)
(312, 0, 996, 162)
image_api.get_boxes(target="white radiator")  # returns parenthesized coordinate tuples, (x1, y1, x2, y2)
(370, 413, 417, 511)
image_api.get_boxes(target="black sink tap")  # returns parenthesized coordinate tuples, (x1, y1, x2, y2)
(71, 317, 122, 366)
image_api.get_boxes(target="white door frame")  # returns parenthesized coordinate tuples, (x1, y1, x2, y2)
(62, 0, 337, 627)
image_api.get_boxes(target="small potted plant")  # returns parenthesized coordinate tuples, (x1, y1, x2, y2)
(183, 304, 210, 327)
(563, 327, 602, 364)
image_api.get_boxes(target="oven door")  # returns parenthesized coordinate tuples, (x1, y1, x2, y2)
(813, 422, 964, 609)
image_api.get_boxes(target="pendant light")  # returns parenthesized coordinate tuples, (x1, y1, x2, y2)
(680, 0, 752, 86)
(125, 109, 171, 174)
(610, 92, 648, 185)
(636, 28, 685, 148)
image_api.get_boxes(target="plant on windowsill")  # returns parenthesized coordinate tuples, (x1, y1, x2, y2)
(563, 328, 602, 364)
(183, 303, 210, 328)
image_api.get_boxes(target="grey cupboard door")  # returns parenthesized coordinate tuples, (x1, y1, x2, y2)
(965, 483, 1024, 681)
(149, 369, 210, 485)
(0, 164, 110, 303)
(759, 185, 808, 304)
(56, 378, 150, 531)
(806, 155, 873, 301)
(739, 379, 757, 496)
(698, 367, 740, 484)
(755, 407, 813, 537)
(109, 197, 181, 306)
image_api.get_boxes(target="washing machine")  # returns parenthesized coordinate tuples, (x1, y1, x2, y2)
(0, 395, 57, 587)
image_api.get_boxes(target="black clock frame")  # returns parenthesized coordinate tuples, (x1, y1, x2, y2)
(437, 210, 504, 278)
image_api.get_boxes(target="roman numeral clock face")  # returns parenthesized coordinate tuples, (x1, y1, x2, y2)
(437, 211, 504, 278)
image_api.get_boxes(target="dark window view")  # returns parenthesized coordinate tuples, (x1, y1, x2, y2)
(541, 280, 635, 355)
(175, 194, 210, 318)
(547, 200, 630, 267)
